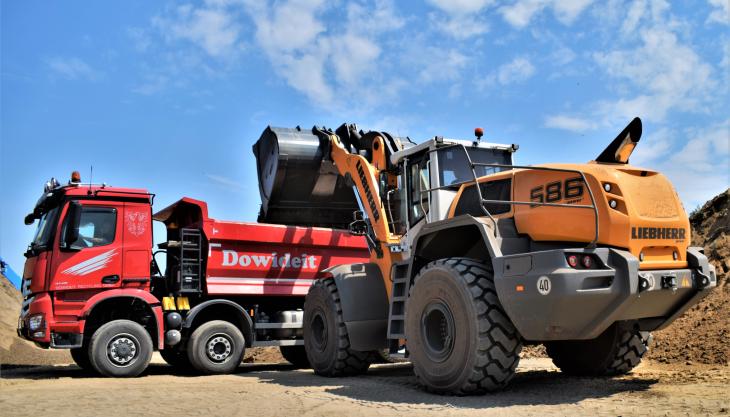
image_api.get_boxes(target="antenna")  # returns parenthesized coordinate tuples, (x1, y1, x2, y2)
(88, 165, 93, 195)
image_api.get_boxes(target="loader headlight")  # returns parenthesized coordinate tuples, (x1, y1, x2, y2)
(28, 314, 44, 331)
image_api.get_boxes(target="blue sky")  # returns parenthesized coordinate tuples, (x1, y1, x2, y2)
(1, 0, 729, 286)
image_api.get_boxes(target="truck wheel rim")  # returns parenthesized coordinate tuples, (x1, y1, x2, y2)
(421, 301, 455, 363)
(107, 333, 139, 367)
(310, 310, 327, 351)
(206, 334, 233, 362)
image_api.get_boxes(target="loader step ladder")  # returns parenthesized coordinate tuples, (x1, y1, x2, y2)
(387, 262, 410, 340)
(178, 228, 203, 294)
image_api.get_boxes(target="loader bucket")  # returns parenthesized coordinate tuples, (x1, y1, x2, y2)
(253, 126, 359, 229)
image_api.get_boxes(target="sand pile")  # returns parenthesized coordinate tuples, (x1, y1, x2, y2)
(0, 273, 71, 366)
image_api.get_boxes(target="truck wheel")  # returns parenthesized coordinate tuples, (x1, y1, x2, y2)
(187, 320, 245, 374)
(88, 320, 153, 377)
(279, 345, 311, 368)
(545, 322, 651, 376)
(406, 258, 522, 394)
(160, 348, 192, 370)
(70, 345, 92, 370)
(304, 278, 373, 376)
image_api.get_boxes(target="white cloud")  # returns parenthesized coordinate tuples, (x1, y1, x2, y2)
(427, 0, 495, 14)
(153, 3, 243, 57)
(478, 56, 536, 89)
(430, 13, 489, 39)
(635, 120, 730, 208)
(499, 0, 594, 28)
(478, 56, 536, 91)
(416, 48, 468, 83)
(497, 56, 535, 83)
(499, 0, 546, 28)
(426, 0, 493, 38)
(621, 0, 646, 35)
(552, 0, 594, 24)
(629, 126, 673, 165)
(544, 115, 596, 132)
(593, 27, 715, 122)
(241, 0, 412, 109)
(707, 0, 730, 25)
(47, 57, 99, 80)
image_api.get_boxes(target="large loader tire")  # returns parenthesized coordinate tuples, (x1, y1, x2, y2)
(545, 322, 651, 376)
(303, 278, 373, 376)
(406, 258, 522, 395)
(280, 345, 311, 368)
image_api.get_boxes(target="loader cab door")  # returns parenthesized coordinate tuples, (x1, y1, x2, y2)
(406, 152, 431, 227)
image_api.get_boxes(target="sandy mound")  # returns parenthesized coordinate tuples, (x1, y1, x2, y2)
(649, 189, 730, 365)
(0, 273, 72, 367)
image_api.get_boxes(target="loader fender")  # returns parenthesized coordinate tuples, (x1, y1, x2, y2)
(323, 263, 389, 351)
(408, 215, 502, 284)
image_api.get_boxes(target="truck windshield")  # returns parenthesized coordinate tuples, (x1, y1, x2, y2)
(438, 147, 511, 186)
(31, 207, 59, 249)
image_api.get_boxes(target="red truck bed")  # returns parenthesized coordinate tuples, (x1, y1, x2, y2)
(153, 198, 369, 296)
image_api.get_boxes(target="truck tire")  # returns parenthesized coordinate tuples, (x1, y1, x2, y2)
(187, 320, 245, 374)
(279, 345, 311, 368)
(303, 278, 373, 376)
(545, 322, 651, 376)
(406, 258, 522, 394)
(88, 320, 153, 377)
(160, 348, 192, 370)
(70, 345, 92, 370)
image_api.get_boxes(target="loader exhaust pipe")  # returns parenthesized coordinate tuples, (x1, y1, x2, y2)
(595, 117, 642, 164)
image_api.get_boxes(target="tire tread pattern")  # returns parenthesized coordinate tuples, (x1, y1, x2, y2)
(411, 258, 522, 394)
(307, 278, 375, 376)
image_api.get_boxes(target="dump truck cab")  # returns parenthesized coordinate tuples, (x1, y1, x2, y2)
(19, 177, 157, 351)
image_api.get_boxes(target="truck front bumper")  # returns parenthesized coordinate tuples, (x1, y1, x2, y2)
(17, 293, 83, 348)
(493, 247, 716, 341)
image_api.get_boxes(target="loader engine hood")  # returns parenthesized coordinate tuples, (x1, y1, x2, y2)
(510, 161, 690, 269)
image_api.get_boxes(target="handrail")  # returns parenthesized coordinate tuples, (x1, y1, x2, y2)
(418, 144, 599, 249)
(471, 162, 599, 249)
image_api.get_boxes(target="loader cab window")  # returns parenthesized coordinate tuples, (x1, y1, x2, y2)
(407, 154, 430, 226)
(437, 147, 512, 187)
(63, 207, 117, 248)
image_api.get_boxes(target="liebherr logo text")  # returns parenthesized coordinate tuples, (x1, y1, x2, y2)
(631, 227, 686, 240)
(221, 250, 318, 269)
(356, 160, 380, 222)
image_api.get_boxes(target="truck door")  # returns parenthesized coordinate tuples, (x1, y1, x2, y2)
(49, 201, 123, 292)
(121, 202, 153, 289)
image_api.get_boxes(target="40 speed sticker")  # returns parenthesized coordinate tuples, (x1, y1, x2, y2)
(537, 276, 551, 295)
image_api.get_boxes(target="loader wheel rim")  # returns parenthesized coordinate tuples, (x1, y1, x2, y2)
(206, 334, 233, 363)
(310, 310, 327, 352)
(421, 301, 455, 363)
(107, 333, 139, 367)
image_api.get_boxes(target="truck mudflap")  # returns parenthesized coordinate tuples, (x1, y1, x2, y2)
(492, 247, 716, 341)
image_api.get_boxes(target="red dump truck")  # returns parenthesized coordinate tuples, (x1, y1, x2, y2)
(18, 127, 371, 376)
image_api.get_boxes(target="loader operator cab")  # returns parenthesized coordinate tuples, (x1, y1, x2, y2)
(388, 137, 517, 250)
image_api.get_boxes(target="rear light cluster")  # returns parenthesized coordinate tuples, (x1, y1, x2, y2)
(566, 254, 601, 269)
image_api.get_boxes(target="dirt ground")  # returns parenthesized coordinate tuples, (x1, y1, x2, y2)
(1, 357, 728, 417)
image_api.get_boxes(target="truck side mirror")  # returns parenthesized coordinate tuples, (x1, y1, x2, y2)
(61, 201, 82, 250)
(348, 211, 368, 236)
